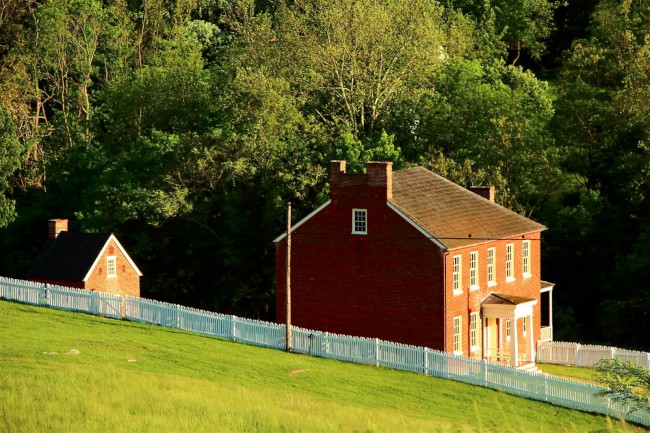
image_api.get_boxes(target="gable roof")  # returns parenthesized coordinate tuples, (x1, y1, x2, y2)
(390, 167, 545, 250)
(25, 232, 142, 282)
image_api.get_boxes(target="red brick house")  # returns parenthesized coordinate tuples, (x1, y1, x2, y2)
(26, 219, 142, 298)
(275, 161, 554, 367)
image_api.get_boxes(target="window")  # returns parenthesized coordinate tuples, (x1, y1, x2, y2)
(470, 312, 479, 351)
(452, 255, 462, 294)
(352, 209, 367, 234)
(469, 251, 479, 290)
(506, 243, 514, 281)
(487, 247, 496, 286)
(523, 316, 527, 337)
(453, 316, 462, 354)
(506, 319, 511, 342)
(522, 240, 531, 277)
(107, 256, 117, 278)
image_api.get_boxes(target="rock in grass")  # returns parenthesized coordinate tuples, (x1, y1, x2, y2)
(66, 349, 80, 355)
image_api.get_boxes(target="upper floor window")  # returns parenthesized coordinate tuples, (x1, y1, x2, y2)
(487, 247, 496, 286)
(522, 240, 531, 277)
(469, 251, 479, 290)
(506, 243, 514, 282)
(452, 255, 462, 294)
(352, 209, 367, 234)
(107, 256, 117, 278)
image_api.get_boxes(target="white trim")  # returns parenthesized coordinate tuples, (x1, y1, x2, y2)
(83, 234, 143, 282)
(273, 200, 332, 243)
(386, 201, 447, 250)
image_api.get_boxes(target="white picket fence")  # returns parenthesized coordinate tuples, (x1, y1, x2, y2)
(0, 276, 648, 427)
(538, 341, 650, 369)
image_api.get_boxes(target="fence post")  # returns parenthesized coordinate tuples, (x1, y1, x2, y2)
(231, 315, 237, 341)
(482, 360, 488, 387)
(544, 374, 548, 402)
(375, 338, 380, 368)
(44, 283, 49, 307)
(611, 346, 616, 361)
(576, 343, 581, 367)
(175, 304, 181, 329)
(424, 348, 429, 376)
(647, 353, 650, 370)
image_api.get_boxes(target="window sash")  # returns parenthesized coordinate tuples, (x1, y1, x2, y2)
(469, 252, 478, 288)
(522, 240, 530, 275)
(352, 209, 367, 234)
(470, 313, 478, 349)
(453, 255, 462, 292)
(107, 256, 117, 277)
(487, 248, 495, 284)
(506, 244, 514, 279)
(453, 316, 462, 353)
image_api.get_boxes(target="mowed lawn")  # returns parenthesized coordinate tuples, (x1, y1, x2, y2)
(0, 301, 642, 433)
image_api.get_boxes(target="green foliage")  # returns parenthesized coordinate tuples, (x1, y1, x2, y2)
(595, 358, 650, 414)
(0, 107, 23, 227)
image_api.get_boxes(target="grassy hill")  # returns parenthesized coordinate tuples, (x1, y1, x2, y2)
(0, 300, 641, 433)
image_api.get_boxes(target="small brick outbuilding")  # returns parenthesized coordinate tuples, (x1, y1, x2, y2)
(26, 219, 142, 298)
(275, 161, 554, 367)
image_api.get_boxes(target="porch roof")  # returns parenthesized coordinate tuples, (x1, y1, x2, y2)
(482, 293, 536, 306)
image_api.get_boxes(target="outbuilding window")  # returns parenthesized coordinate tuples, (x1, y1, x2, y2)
(452, 255, 462, 294)
(107, 256, 117, 278)
(522, 240, 531, 277)
(453, 316, 462, 354)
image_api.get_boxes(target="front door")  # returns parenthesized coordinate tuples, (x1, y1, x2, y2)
(484, 318, 499, 362)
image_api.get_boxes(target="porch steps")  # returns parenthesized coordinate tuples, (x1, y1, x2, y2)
(517, 363, 543, 375)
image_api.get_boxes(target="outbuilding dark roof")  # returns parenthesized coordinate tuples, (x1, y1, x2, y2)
(25, 232, 112, 282)
(391, 167, 545, 250)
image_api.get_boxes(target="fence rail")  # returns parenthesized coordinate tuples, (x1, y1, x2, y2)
(538, 341, 650, 369)
(0, 276, 648, 427)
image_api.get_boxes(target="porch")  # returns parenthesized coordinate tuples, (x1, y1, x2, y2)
(482, 293, 537, 368)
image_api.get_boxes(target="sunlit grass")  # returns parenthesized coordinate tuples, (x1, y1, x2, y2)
(540, 364, 599, 384)
(0, 300, 640, 432)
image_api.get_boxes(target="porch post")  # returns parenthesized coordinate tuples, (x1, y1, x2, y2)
(549, 289, 554, 341)
(510, 318, 519, 367)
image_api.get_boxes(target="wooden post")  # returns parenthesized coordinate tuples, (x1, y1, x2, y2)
(286, 203, 292, 352)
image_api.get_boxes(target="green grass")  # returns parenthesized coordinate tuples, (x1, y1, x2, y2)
(0, 300, 642, 433)
(540, 364, 599, 384)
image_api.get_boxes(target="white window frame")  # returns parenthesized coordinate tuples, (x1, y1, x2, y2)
(506, 243, 514, 282)
(522, 240, 531, 278)
(453, 316, 462, 355)
(470, 312, 479, 352)
(452, 255, 462, 295)
(352, 209, 367, 235)
(487, 247, 496, 286)
(107, 256, 117, 278)
(469, 251, 479, 290)
(506, 319, 511, 342)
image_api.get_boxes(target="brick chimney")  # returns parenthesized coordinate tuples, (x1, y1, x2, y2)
(469, 186, 495, 202)
(366, 161, 393, 200)
(48, 219, 68, 239)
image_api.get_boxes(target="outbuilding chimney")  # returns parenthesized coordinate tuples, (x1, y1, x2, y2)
(469, 186, 495, 203)
(48, 219, 68, 239)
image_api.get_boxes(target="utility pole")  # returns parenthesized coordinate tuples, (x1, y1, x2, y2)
(286, 203, 292, 352)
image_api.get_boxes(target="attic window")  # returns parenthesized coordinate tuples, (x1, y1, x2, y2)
(352, 209, 367, 235)
(107, 256, 117, 278)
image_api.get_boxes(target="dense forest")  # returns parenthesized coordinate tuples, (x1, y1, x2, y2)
(0, 0, 648, 350)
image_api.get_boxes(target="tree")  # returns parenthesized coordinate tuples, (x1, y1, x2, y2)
(595, 358, 650, 414)
(229, 0, 475, 139)
(0, 106, 24, 227)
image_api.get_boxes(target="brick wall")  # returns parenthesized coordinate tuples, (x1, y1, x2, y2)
(443, 234, 542, 358)
(85, 239, 140, 298)
(277, 162, 446, 350)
